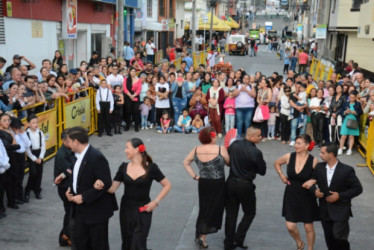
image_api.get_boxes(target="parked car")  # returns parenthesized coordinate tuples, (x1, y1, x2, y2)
(228, 34, 249, 56)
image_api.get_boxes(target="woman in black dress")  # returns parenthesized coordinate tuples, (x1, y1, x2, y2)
(113, 85, 124, 134)
(274, 134, 319, 250)
(183, 127, 230, 248)
(0, 113, 21, 217)
(95, 138, 171, 250)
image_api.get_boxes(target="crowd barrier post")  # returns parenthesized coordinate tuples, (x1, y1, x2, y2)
(357, 114, 374, 174)
(175, 57, 182, 70)
(193, 51, 202, 69)
(366, 120, 374, 174)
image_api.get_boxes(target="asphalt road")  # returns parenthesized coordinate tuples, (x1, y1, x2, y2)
(0, 48, 373, 250)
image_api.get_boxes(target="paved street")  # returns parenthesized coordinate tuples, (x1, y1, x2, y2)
(1, 49, 373, 250)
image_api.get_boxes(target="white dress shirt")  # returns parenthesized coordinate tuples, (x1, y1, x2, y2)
(73, 144, 90, 193)
(26, 128, 46, 161)
(13, 131, 31, 153)
(95, 87, 114, 111)
(326, 162, 338, 187)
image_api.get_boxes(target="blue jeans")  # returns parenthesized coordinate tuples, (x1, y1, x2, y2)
(236, 107, 254, 137)
(191, 126, 203, 133)
(225, 114, 235, 132)
(250, 47, 256, 56)
(157, 126, 172, 133)
(290, 57, 298, 72)
(172, 97, 187, 123)
(290, 114, 308, 141)
(141, 115, 148, 128)
(173, 125, 191, 133)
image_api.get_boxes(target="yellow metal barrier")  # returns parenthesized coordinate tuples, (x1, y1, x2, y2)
(309, 58, 334, 82)
(357, 114, 374, 174)
(193, 51, 202, 69)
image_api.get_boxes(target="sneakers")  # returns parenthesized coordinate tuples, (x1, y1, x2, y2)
(288, 115, 293, 121)
(192, 130, 197, 134)
(145, 126, 149, 130)
(157, 130, 162, 133)
(346, 149, 352, 156)
(289, 141, 295, 147)
(267, 137, 272, 140)
(218, 133, 223, 138)
(338, 148, 343, 155)
(298, 122, 304, 128)
(141, 127, 145, 130)
(149, 124, 154, 129)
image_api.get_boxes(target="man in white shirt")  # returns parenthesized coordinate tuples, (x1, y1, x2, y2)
(106, 65, 124, 89)
(145, 39, 156, 63)
(65, 127, 116, 250)
(305, 143, 362, 250)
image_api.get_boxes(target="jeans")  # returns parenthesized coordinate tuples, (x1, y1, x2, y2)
(172, 97, 187, 124)
(290, 57, 298, 72)
(141, 115, 148, 128)
(268, 125, 275, 138)
(147, 54, 154, 63)
(157, 126, 172, 133)
(250, 47, 256, 57)
(290, 114, 308, 141)
(173, 125, 191, 133)
(279, 49, 283, 60)
(191, 126, 203, 133)
(236, 108, 254, 137)
(225, 114, 235, 132)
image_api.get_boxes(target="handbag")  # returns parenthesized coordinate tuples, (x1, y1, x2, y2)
(260, 105, 270, 120)
(253, 106, 264, 123)
(346, 118, 358, 129)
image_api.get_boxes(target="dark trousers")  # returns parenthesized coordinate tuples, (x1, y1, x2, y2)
(112, 107, 123, 128)
(98, 102, 111, 135)
(0, 174, 5, 210)
(280, 113, 291, 141)
(2, 167, 16, 206)
(124, 97, 140, 129)
(58, 186, 71, 238)
(70, 206, 109, 250)
(25, 149, 43, 194)
(283, 64, 289, 74)
(299, 64, 307, 73)
(14, 152, 26, 200)
(321, 219, 350, 250)
(224, 177, 256, 248)
(275, 116, 281, 137)
(312, 112, 325, 146)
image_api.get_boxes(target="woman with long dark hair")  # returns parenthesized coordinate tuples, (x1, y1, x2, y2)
(123, 67, 142, 132)
(329, 84, 346, 144)
(52, 50, 63, 72)
(274, 134, 319, 250)
(183, 127, 230, 248)
(94, 138, 171, 250)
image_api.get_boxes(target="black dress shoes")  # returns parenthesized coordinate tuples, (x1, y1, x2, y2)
(35, 193, 42, 199)
(14, 199, 24, 205)
(98, 133, 103, 137)
(7, 204, 20, 209)
(135, 127, 139, 132)
(235, 243, 248, 249)
(107, 133, 113, 136)
(24, 192, 30, 202)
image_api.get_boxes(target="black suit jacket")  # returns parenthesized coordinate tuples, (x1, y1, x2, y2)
(54, 144, 75, 188)
(71, 145, 117, 225)
(311, 161, 363, 222)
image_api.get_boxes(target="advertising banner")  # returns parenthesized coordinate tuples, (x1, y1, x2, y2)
(66, 0, 77, 39)
(65, 97, 91, 129)
(316, 24, 327, 39)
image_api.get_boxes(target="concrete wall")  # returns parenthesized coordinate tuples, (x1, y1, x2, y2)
(346, 32, 374, 72)
(175, 0, 185, 39)
(0, 18, 59, 74)
(329, 0, 359, 28)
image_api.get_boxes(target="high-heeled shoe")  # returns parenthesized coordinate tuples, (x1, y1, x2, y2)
(198, 238, 208, 249)
(297, 241, 305, 250)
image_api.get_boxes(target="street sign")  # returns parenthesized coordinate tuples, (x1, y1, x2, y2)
(202, 15, 209, 24)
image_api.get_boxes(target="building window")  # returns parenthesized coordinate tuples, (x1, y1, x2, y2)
(169, 0, 174, 18)
(351, 0, 363, 11)
(159, 0, 165, 17)
(147, 0, 152, 17)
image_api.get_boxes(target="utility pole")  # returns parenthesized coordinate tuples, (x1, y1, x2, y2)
(209, 0, 215, 51)
(118, 0, 124, 59)
(191, 0, 196, 54)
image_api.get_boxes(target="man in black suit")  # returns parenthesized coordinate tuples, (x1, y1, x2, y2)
(54, 129, 76, 246)
(306, 143, 362, 250)
(65, 127, 116, 250)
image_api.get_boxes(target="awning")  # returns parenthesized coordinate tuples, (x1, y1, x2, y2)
(184, 12, 231, 31)
(223, 17, 239, 29)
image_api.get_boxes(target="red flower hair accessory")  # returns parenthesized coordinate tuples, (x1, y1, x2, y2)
(308, 141, 315, 151)
(210, 131, 216, 138)
(138, 144, 146, 153)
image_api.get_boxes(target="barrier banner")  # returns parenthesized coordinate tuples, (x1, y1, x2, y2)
(155, 50, 163, 65)
(193, 52, 201, 69)
(65, 97, 91, 129)
(175, 58, 182, 70)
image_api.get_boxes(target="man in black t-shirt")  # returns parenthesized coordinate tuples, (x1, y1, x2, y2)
(224, 126, 266, 250)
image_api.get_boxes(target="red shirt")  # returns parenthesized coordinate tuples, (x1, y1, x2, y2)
(298, 52, 309, 65)
(169, 52, 176, 61)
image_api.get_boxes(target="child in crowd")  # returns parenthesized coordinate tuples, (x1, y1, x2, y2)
(289, 83, 307, 128)
(204, 115, 211, 127)
(10, 117, 31, 204)
(157, 110, 172, 134)
(267, 105, 277, 139)
(223, 89, 236, 132)
(25, 114, 46, 201)
(174, 108, 192, 134)
(146, 82, 156, 128)
(191, 113, 204, 133)
(96, 79, 114, 137)
(113, 85, 124, 134)
(140, 97, 151, 130)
